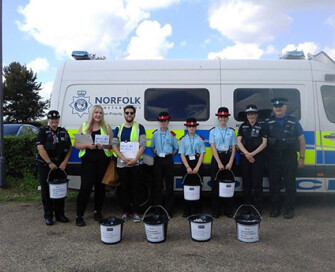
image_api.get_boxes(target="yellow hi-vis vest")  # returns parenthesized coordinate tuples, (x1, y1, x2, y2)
(78, 122, 112, 158)
(114, 122, 140, 157)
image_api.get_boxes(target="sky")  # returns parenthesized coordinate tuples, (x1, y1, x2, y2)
(3, 0, 335, 101)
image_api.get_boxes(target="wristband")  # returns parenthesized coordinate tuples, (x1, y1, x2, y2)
(300, 157, 304, 159)
(46, 161, 52, 164)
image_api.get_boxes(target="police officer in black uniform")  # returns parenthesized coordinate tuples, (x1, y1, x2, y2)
(265, 98, 305, 219)
(237, 105, 267, 214)
(36, 110, 72, 225)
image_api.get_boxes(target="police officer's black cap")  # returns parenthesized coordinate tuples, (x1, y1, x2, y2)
(271, 97, 288, 106)
(157, 112, 170, 121)
(245, 104, 258, 113)
(216, 107, 230, 116)
(184, 117, 199, 127)
(47, 110, 60, 119)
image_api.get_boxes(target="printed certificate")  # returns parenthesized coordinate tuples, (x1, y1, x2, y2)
(120, 142, 139, 159)
(94, 135, 110, 145)
(74, 134, 93, 144)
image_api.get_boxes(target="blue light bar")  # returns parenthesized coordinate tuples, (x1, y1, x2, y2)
(71, 51, 91, 60)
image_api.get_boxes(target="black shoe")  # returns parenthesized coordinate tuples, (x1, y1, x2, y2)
(225, 212, 234, 218)
(284, 209, 294, 219)
(270, 209, 280, 218)
(212, 213, 220, 219)
(182, 212, 190, 218)
(76, 216, 86, 227)
(45, 218, 54, 226)
(56, 215, 70, 223)
(94, 211, 103, 221)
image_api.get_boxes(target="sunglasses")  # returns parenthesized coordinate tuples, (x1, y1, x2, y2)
(125, 111, 134, 115)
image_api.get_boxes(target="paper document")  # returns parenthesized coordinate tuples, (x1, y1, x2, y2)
(120, 142, 139, 159)
(94, 135, 110, 145)
(74, 134, 93, 144)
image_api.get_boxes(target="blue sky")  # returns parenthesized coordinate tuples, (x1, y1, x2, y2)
(3, 0, 335, 101)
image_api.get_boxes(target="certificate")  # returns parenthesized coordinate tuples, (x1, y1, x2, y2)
(95, 135, 110, 145)
(74, 134, 93, 144)
(120, 142, 139, 159)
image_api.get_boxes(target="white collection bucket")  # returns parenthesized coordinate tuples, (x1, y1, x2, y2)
(233, 205, 262, 243)
(47, 169, 68, 199)
(188, 214, 214, 242)
(142, 205, 170, 243)
(99, 217, 124, 244)
(216, 169, 235, 198)
(183, 173, 202, 201)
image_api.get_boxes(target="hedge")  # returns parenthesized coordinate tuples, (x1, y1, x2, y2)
(4, 136, 38, 178)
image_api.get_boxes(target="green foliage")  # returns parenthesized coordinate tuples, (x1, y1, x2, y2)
(3, 62, 48, 122)
(4, 136, 38, 178)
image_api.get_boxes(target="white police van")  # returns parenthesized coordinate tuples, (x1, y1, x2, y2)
(51, 51, 335, 198)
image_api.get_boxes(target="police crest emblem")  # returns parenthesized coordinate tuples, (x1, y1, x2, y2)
(70, 90, 92, 117)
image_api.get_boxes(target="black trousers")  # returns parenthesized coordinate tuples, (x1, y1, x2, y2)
(153, 156, 175, 215)
(38, 163, 65, 219)
(240, 153, 265, 211)
(76, 156, 110, 217)
(268, 152, 297, 211)
(117, 165, 142, 214)
(182, 157, 203, 215)
(211, 153, 234, 215)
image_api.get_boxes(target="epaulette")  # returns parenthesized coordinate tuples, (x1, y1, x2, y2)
(179, 135, 185, 140)
(229, 127, 235, 131)
(209, 127, 215, 131)
(170, 131, 176, 137)
(152, 129, 158, 134)
(199, 135, 204, 140)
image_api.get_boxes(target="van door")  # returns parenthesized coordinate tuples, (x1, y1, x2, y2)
(316, 83, 335, 191)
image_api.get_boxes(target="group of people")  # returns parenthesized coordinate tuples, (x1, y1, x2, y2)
(36, 96, 305, 226)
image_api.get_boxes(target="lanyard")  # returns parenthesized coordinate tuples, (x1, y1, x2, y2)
(219, 127, 227, 145)
(188, 135, 195, 154)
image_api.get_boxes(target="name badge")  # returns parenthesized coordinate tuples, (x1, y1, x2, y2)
(220, 145, 227, 150)
(159, 153, 166, 158)
(189, 155, 196, 161)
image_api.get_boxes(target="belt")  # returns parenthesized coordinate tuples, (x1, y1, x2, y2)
(218, 151, 230, 154)
(155, 154, 172, 159)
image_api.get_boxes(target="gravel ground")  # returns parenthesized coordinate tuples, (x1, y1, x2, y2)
(0, 192, 335, 272)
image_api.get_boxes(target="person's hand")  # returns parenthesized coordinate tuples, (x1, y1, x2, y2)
(298, 158, 304, 168)
(186, 167, 193, 174)
(127, 158, 137, 166)
(218, 162, 224, 170)
(87, 143, 96, 150)
(49, 162, 58, 170)
(192, 166, 200, 174)
(225, 162, 233, 170)
(245, 152, 253, 160)
(95, 144, 104, 150)
(59, 162, 67, 171)
(248, 157, 255, 163)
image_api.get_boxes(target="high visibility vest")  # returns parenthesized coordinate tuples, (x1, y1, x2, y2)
(114, 122, 141, 158)
(78, 122, 112, 158)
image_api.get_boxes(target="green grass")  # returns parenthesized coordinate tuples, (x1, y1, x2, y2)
(0, 174, 78, 202)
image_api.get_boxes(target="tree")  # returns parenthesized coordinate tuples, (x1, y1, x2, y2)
(3, 62, 48, 122)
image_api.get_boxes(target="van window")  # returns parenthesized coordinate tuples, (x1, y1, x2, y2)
(321, 85, 335, 123)
(234, 88, 301, 121)
(145, 88, 210, 121)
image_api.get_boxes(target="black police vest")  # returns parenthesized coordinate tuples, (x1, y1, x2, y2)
(44, 127, 70, 157)
(267, 116, 298, 153)
(240, 122, 263, 152)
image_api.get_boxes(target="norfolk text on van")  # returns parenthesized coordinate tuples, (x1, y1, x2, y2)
(50, 51, 335, 198)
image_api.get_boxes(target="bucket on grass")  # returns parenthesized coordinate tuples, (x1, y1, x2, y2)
(47, 169, 69, 199)
(99, 216, 124, 244)
(233, 204, 262, 243)
(183, 173, 203, 201)
(188, 214, 214, 242)
(142, 205, 170, 243)
(216, 169, 235, 198)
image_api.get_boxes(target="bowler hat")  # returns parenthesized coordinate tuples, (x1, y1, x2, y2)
(157, 112, 170, 121)
(184, 118, 199, 127)
(216, 107, 230, 116)
(47, 110, 60, 119)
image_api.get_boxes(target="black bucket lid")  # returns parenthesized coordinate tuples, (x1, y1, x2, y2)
(100, 216, 124, 226)
(235, 213, 261, 225)
(143, 214, 169, 225)
(188, 213, 214, 223)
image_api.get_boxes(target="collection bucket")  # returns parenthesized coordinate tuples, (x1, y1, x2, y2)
(183, 173, 203, 201)
(216, 169, 235, 198)
(99, 216, 124, 244)
(47, 169, 69, 199)
(233, 204, 262, 243)
(142, 205, 170, 243)
(188, 214, 214, 242)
